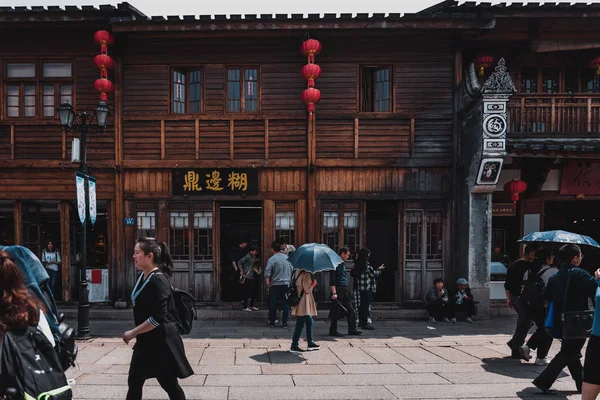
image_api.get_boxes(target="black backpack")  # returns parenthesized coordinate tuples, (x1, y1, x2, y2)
(521, 266, 552, 308)
(285, 271, 305, 307)
(0, 326, 72, 399)
(171, 288, 197, 335)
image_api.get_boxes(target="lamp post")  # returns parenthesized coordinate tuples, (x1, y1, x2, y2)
(58, 101, 110, 340)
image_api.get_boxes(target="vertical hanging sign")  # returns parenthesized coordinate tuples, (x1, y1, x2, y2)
(76, 171, 86, 225)
(88, 175, 97, 226)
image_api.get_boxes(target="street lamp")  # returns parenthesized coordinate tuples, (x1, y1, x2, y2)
(58, 101, 110, 340)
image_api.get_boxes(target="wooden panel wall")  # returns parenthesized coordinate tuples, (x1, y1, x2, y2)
(262, 63, 305, 115)
(315, 120, 354, 158)
(123, 120, 162, 160)
(0, 125, 10, 160)
(413, 119, 453, 158)
(123, 170, 171, 193)
(234, 121, 265, 159)
(358, 119, 410, 158)
(165, 120, 195, 159)
(122, 64, 169, 116)
(259, 169, 306, 192)
(268, 120, 307, 159)
(14, 125, 62, 160)
(199, 121, 230, 159)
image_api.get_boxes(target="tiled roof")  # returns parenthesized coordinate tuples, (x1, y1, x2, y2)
(0, 2, 146, 21)
(422, 0, 600, 16)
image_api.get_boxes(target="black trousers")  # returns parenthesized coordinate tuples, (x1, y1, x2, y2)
(525, 305, 553, 359)
(127, 373, 186, 400)
(509, 294, 531, 353)
(329, 286, 357, 334)
(426, 300, 451, 320)
(241, 278, 255, 309)
(533, 338, 585, 391)
(451, 300, 475, 318)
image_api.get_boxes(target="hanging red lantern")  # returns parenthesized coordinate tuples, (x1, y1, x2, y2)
(590, 57, 600, 76)
(94, 78, 114, 102)
(94, 30, 115, 54)
(301, 87, 321, 119)
(301, 64, 321, 88)
(301, 39, 321, 63)
(475, 54, 494, 78)
(94, 54, 114, 71)
(504, 179, 528, 208)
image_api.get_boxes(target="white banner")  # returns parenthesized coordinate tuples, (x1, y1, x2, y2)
(76, 172, 86, 225)
(88, 176, 97, 226)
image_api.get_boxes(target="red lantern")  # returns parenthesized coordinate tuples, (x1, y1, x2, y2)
(94, 54, 114, 70)
(301, 64, 321, 88)
(301, 87, 321, 118)
(94, 78, 114, 102)
(504, 179, 528, 208)
(94, 30, 115, 54)
(301, 39, 321, 63)
(590, 57, 600, 76)
(475, 54, 494, 78)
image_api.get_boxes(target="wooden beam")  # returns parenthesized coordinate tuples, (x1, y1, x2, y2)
(14, 201, 22, 246)
(62, 130, 67, 160)
(410, 117, 415, 157)
(354, 117, 359, 159)
(230, 120, 234, 161)
(1, 160, 116, 169)
(157, 200, 169, 243)
(264, 119, 269, 160)
(115, 57, 124, 166)
(59, 201, 70, 301)
(531, 40, 600, 53)
(122, 159, 308, 169)
(213, 201, 221, 302)
(160, 120, 166, 160)
(195, 119, 200, 160)
(10, 125, 14, 160)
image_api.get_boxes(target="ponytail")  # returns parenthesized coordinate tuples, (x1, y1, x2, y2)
(136, 237, 174, 277)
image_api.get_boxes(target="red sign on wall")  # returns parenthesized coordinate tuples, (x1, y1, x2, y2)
(560, 161, 600, 195)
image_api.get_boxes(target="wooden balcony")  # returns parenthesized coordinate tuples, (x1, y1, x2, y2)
(508, 94, 600, 136)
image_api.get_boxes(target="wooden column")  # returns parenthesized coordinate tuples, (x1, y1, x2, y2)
(157, 200, 169, 243)
(296, 199, 307, 245)
(123, 200, 136, 302)
(10, 125, 14, 160)
(160, 120, 166, 160)
(264, 119, 269, 160)
(229, 120, 235, 160)
(307, 116, 318, 242)
(14, 201, 22, 245)
(113, 57, 125, 302)
(262, 199, 275, 263)
(195, 119, 200, 160)
(213, 201, 221, 302)
(59, 202, 71, 301)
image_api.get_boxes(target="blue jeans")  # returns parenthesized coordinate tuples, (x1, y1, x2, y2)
(269, 285, 290, 324)
(47, 269, 59, 295)
(292, 315, 314, 348)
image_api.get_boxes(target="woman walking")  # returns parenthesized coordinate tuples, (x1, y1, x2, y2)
(41, 240, 61, 296)
(122, 237, 193, 400)
(290, 269, 320, 353)
(354, 248, 384, 330)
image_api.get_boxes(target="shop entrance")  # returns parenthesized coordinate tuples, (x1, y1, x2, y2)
(219, 201, 262, 302)
(544, 200, 600, 273)
(366, 201, 398, 302)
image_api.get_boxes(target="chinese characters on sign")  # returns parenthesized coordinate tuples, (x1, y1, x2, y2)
(492, 203, 516, 217)
(173, 169, 258, 196)
(560, 161, 600, 195)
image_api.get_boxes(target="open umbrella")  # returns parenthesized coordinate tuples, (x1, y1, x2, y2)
(287, 243, 342, 273)
(518, 230, 600, 249)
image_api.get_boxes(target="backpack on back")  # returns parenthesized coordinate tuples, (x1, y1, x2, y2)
(521, 266, 551, 308)
(1, 326, 72, 400)
(285, 271, 304, 307)
(171, 288, 197, 335)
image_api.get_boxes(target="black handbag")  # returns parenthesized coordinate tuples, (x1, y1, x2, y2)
(561, 269, 594, 340)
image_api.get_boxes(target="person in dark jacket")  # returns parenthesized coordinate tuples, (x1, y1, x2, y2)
(504, 244, 538, 359)
(426, 278, 451, 323)
(450, 278, 475, 323)
(122, 237, 193, 400)
(532, 244, 597, 395)
(329, 247, 362, 337)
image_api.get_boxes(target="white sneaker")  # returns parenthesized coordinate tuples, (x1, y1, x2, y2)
(367, 317, 372, 324)
(451, 318, 457, 323)
(428, 316, 436, 324)
(535, 357, 550, 366)
(519, 344, 532, 361)
(243, 308, 252, 312)
(250, 307, 259, 311)
(465, 317, 474, 323)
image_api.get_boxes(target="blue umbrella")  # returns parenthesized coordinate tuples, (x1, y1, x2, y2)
(518, 230, 600, 248)
(287, 243, 342, 273)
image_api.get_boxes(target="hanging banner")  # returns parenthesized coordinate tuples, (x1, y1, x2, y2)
(75, 171, 86, 225)
(88, 175, 97, 226)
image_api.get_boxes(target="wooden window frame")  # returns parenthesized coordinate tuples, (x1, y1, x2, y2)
(224, 66, 261, 114)
(517, 66, 600, 95)
(3, 59, 74, 121)
(358, 64, 394, 114)
(169, 67, 205, 115)
(275, 203, 295, 247)
(321, 201, 363, 258)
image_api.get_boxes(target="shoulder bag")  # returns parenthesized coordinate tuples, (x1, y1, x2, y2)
(562, 268, 594, 340)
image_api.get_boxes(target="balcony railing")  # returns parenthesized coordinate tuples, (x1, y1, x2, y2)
(507, 94, 600, 135)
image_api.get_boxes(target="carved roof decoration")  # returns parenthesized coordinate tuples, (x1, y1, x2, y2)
(482, 59, 516, 95)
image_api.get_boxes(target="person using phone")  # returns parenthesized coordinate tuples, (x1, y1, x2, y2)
(354, 248, 383, 330)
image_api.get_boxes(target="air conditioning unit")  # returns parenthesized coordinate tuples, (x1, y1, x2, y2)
(71, 138, 80, 163)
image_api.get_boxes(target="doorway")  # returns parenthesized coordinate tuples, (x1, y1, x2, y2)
(219, 202, 262, 302)
(366, 201, 398, 302)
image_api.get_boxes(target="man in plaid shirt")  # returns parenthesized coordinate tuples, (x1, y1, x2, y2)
(352, 249, 384, 330)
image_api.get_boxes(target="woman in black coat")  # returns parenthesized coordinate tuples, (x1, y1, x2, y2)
(122, 237, 193, 400)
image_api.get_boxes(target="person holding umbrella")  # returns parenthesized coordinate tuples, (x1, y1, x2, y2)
(287, 243, 341, 353)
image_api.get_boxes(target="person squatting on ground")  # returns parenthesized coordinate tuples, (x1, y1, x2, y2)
(426, 278, 451, 323)
(329, 246, 362, 337)
(238, 245, 259, 311)
(123, 238, 193, 400)
(290, 269, 320, 353)
(532, 244, 596, 395)
(450, 278, 475, 323)
(265, 240, 293, 326)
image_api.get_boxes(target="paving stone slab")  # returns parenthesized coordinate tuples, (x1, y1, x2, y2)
(329, 347, 378, 364)
(399, 363, 491, 373)
(76, 373, 207, 386)
(438, 371, 540, 384)
(338, 364, 407, 374)
(293, 373, 449, 386)
(267, 349, 307, 364)
(301, 348, 343, 364)
(362, 347, 414, 364)
(205, 374, 294, 386)
(65, 363, 113, 380)
(385, 383, 554, 398)
(262, 364, 342, 375)
(192, 365, 262, 375)
(426, 347, 481, 363)
(200, 347, 236, 365)
(456, 346, 509, 360)
(235, 348, 272, 365)
(228, 385, 396, 399)
(394, 347, 448, 364)
(72, 384, 228, 399)
(95, 347, 134, 365)
(76, 345, 117, 364)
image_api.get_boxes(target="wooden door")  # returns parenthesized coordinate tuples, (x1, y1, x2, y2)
(403, 209, 444, 301)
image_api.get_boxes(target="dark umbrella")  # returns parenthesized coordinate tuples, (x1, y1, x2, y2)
(287, 243, 342, 273)
(518, 230, 600, 248)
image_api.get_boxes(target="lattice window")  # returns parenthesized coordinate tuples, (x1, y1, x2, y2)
(426, 211, 443, 260)
(169, 212, 189, 261)
(172, 69, 202, 114)
(322, 211, 339, 251)
(136, 211, 156, 239)
(583, 69, 600, 94)
(193, 211, 213, 260)
(190, 70, 202, 113)
(405, 211, 422, 261)
(343, 211, 360, 256)
(360, 66, 392, 112)
(520, 68, 537, 93)
(227, 67, 260, 113)
(275, 211, 295, 246)
(542, 68, 559, 94)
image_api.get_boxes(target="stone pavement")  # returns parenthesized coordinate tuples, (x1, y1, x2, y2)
(66, 317, 580, 400)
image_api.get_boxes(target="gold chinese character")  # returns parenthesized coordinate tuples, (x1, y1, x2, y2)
(205, 171, 224, 191)
(183, 171, 201, 192)
(228, 172, 248, 191)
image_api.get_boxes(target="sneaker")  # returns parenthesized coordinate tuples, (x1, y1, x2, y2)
(367, 317, 373, 324)
(442, 317, 451, 323)
(282, 323, 288, 328)
(428, 316, 437, 324)
(535, 357, 550, 366)
(289, 346, 305, 353)
(451, 318, 457, 323)
(250, 307, 259, 311)
(465, 317, 474, 323)
(361, 325, 375, 330)
(307, 342, 321, 351)
(347, 330, 363, 336)
(519, 344, 532, 361)
(329, 331, 344, 337)
(243, 308, 252, 312)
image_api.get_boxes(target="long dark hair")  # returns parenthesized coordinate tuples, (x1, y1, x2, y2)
(0, 251, 42, 332)
(354, 248, 371, 276)
(136, 237, 174, 277)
